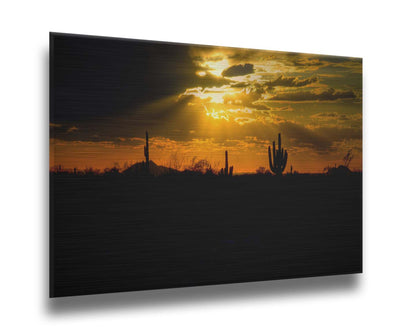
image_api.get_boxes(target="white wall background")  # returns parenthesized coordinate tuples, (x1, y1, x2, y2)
(1, 1, 416, 332)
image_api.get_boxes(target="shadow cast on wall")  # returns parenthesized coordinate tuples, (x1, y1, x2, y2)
(46, 274, 360, 314)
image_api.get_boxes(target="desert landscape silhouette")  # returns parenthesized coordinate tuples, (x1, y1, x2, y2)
(51, 131, 359, 177)
(50, 131, 362, 297)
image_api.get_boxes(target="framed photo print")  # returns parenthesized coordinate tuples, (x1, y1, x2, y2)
(50, 33, 362, 297)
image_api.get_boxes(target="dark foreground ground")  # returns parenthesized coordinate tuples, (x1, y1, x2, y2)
(50, 173, 362, 297)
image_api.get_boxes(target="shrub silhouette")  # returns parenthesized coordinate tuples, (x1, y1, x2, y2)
(256, 166, 271, 175)
(343, 149, 353, 167)
(185, 158, 214, 175)
(104, 165, 120, 175)
(324, 150, 354, 176)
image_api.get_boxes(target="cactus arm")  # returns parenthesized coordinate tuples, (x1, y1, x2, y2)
(272, 141, 276, 168)
(268, 146, 274, 171)
(220, 150, 233, 176)
(282, 150, 288, 172)
(225, 151, 228, 176)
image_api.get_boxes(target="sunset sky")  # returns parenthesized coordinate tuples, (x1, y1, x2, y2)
(50, 34, 362, 173)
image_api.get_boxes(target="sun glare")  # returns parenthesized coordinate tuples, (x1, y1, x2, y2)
(204, 106, 229, 121)
(204, 59, 230, 77)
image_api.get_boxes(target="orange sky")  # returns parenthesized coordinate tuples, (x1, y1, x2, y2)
(50, 134, 362, 174)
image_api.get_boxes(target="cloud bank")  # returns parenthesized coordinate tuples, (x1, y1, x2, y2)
(222, 63, 254, 77)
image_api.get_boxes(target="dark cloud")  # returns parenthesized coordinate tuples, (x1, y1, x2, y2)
(223, 87, 265, 109)
(222, 63, 254, 77)
(191, 72, 231, 88)
(51, 33, 227, 123)
(278, 121, 332, 152)
(268, 88, 356, 102)
(317, 126, 362, 141)
(230, 81, 250, 88)
(267, 75, 318, 87)
(276, 121, 362, 152)
(311, 112, 362, 122)
(287, 53, 362, 69)
(315, 55, 362, 64)
(226, 50, 261, 62)
(311, 112, 339, 118)
(51, 35, 361, 159)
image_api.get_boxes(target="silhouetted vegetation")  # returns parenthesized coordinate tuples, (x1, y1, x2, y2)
(103, 164, 121, 176)
(268, 133, 288, 175)
(324, 149, 357, 176)
(219, 150, 233, 176)
(144, 130, 150, 173)
(343, 149, 353, 168)
(255, 166, 271, 175)
(50, 130, 362, 296)
(184, 158, 215, 176)
(50, 132, 361, 178)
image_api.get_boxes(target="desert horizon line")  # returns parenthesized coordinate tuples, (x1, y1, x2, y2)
(50, 131, 362, 174)
(49, 162, 363, 175)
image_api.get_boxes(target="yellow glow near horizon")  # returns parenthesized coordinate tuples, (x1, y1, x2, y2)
(50, 136, 363, 174)
(196, 71, 206, 77)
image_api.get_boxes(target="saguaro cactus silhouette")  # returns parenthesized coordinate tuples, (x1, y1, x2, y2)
(220, 150, 233, 176)
(144, 131, 150, 172)
(268, 133, 288, 175)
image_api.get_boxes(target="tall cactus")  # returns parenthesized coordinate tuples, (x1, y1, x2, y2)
(220, 150, 233, 176)
(268, 133, 288, 175)
(144, 131, 149, 172)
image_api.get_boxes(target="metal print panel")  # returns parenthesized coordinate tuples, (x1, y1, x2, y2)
(50, 32, 362, 297)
